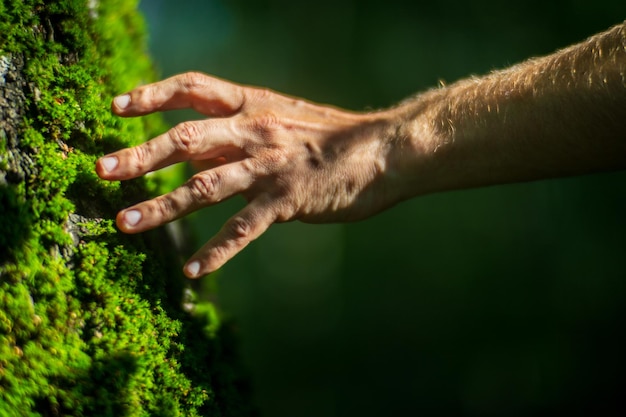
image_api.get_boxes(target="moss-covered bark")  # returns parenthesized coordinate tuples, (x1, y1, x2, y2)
(0, 1, 252, 415)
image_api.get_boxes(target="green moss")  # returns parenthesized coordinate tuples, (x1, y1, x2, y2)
(0, 1, 252, 416)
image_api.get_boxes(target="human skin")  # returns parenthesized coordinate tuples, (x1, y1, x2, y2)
(96, 21, 626, 278)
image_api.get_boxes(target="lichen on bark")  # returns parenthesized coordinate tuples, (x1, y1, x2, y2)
(0, 1, 251, 416)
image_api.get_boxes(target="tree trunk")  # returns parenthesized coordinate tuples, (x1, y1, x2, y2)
(0, 1, 251, 415)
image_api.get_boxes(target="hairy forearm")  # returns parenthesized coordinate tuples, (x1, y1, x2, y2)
(391, 21, 626, 199)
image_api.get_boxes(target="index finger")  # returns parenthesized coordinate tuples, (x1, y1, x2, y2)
(112, 72, 247, 118)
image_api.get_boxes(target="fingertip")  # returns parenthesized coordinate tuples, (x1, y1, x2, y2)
(115, 211, 127, 232)
(96, 156, 119, 177)
(184, 260, 202, 278)
(124, 209, 142, 226)
(116, 209, 143, 233)
(115, 211, 128, 232)
(95, 159, 107, 178)
(112, 94, 131, 113)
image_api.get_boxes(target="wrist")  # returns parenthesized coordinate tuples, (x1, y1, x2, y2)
(382, 90, 447, 202)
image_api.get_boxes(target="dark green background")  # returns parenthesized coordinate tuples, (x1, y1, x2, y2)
(138, 1, 626, 415)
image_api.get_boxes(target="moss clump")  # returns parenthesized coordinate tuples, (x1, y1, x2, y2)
(0, 1, 252, 416)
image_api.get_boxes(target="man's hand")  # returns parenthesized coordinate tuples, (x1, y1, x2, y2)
(96, 73, 403, 277)
(97, 22, 625, 278)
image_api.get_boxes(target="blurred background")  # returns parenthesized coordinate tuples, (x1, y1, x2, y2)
(137, 1, 626, 415)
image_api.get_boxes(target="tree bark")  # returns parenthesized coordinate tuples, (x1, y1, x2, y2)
(0, 1, 252, 415)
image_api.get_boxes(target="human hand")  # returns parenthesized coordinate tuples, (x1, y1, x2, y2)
(96, 72, 405, 277)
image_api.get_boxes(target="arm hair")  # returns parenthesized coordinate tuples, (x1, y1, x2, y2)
(392, 21, 626, 198)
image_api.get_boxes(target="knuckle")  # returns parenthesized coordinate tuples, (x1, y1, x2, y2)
(134, 85, 160, 111)
(131, 145, 149, 172)
(154, 196, 175, 221)
(208, 244, 230, 266)
(170, 121, 201, 154)
(189, 171, 221, 202)
(241, 157, 265, 178)
(251, 87, 274, 102)
(178, 71, 206, 92)
(249, 113, 280, 139)
(262, 147, 290, 172)
(274, 197, 298, 222)
(226, 216, 253, 241)
(147, 86, 160, 109)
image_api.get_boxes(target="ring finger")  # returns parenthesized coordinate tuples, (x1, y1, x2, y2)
(116, 160, 256, 233)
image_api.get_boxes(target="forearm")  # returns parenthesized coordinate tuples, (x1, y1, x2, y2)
(391, 21, 626, 200)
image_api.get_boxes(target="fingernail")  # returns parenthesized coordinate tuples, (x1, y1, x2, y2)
(124, 210, 142, 226)
(100, 156, 118, 173)
(114, 94, 131, 109)
(186, 261, 201, 277)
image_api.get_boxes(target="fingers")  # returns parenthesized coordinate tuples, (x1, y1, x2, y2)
(115, 161, 254, 233)
(112, 72, 246, 117)
(96, 118, 242, 180)
(184, 198, 277, 278)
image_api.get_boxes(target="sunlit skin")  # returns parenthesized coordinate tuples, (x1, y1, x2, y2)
(96, 22, 626, 278)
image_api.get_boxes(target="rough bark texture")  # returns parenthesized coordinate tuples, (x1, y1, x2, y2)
(0, 1, 252, 416)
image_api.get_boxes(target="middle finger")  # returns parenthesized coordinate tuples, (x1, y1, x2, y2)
(96, 117, 244, 180)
